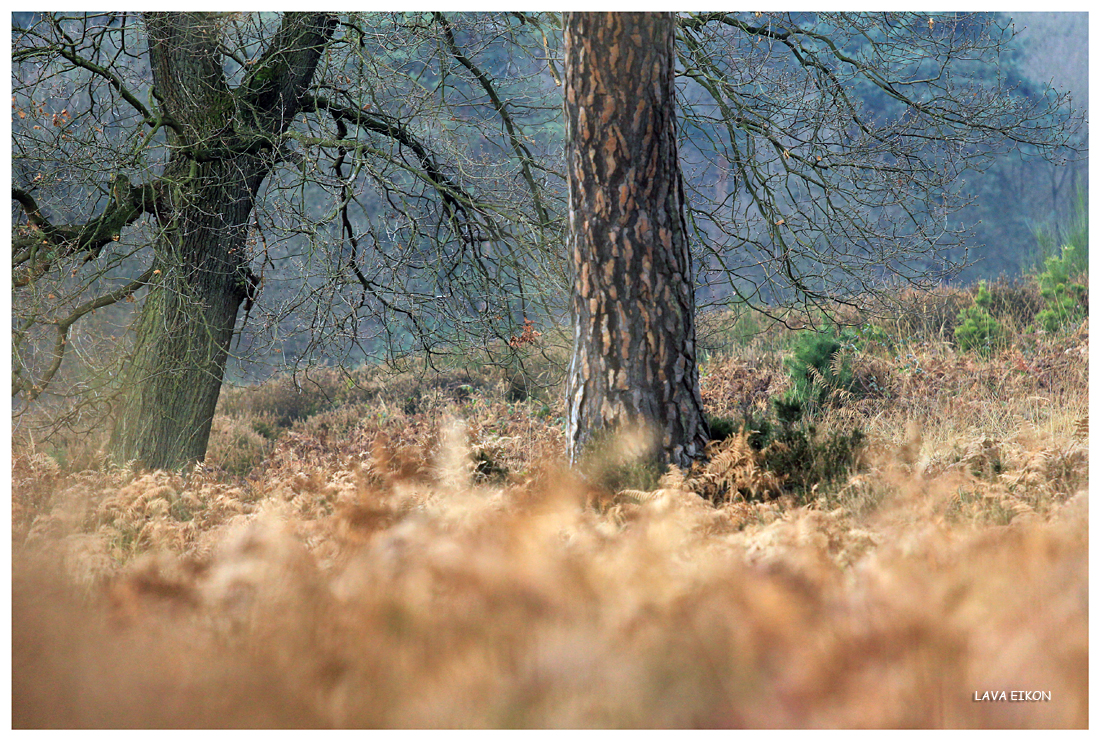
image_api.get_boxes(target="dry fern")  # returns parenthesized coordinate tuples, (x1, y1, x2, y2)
(691, 431, 784, 502)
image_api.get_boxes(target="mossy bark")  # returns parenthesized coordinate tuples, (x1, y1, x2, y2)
(109, 13, 335, 469)
(108, 158, 263, 469)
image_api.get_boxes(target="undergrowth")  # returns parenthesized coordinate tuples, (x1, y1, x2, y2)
(11, 270, 1088, 729)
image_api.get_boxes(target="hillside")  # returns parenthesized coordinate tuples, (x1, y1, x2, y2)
(12, 273, 1089, 728)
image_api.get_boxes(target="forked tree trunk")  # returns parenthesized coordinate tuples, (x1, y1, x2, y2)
(564, 12, 709, 470)
(109, 12, 334, 469)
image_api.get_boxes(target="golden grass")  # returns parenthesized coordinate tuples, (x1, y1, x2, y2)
(11, 309, 1088, 728)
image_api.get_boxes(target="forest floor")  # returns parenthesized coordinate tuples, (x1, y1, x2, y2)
(12, 275, 1089, 728)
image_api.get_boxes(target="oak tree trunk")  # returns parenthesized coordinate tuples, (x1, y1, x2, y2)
(108, 157, 263, 469)
(109, 13, 334, 469)
(564, 12, 709, 470)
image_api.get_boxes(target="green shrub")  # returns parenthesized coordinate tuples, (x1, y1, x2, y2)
(987, 277, 1044, 328)
(705, 414, 739, 442)
(1035, 244, 1087, 333)
(954, 281, 1004, 355)
(778, 324, 861, 420)
(711, 409, 865, 503)
(853, 322, 893, 350)
(761, 423, 865, 502)
(1032, 186, 1088, 272)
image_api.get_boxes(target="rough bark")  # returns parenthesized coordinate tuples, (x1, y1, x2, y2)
(107, 157, 263, 469)
(564, 12, 709, 471)
(109, 13, 335, 469)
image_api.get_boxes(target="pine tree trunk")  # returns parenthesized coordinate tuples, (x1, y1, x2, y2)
(564, 12, 709, 471)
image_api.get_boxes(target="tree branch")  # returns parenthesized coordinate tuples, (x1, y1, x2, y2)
(14, 27, 160, 129)
(15, 266, 155, 400)
(300, 94, 494, 243)
(12, 177, 158, 286)
(239, 12, 338, 132)
(433, 12, 551, 230)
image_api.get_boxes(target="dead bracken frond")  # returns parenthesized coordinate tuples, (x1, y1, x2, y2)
(690, 430, 785, 503)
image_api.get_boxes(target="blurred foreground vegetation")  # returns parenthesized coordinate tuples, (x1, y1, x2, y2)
(13, 266, 1087, 728)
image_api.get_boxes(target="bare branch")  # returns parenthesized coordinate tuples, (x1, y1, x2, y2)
(13, 177, 158, 286)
